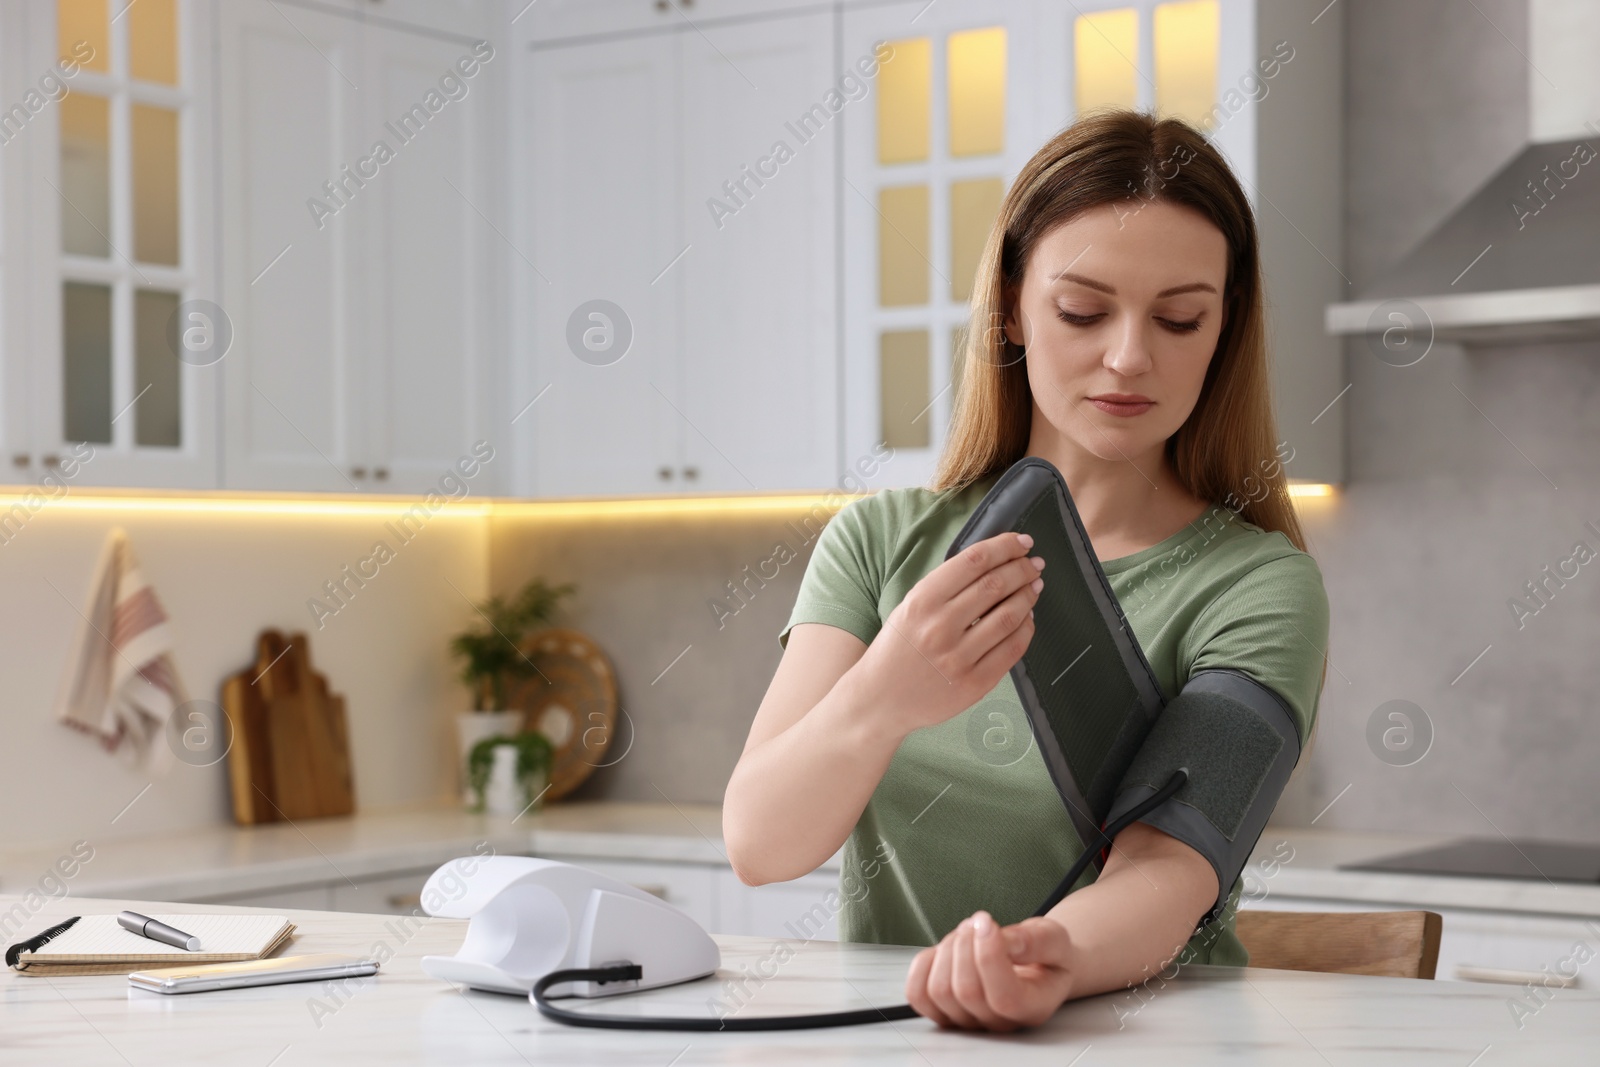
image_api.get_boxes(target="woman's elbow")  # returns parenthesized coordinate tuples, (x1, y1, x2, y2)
(723, 828, 780, 887)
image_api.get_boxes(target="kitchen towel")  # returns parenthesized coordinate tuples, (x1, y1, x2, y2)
(54, 527, 188, 768)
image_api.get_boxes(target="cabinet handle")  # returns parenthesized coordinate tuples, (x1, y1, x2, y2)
(658, 466, 674, 481)
(41, 454, 60, 468)
(351, 466, 367, 479)
(629, 883, 669, 900)
(386, 891, 423, 910)
(373, 467, 390, 481)
(10, 454, 28, 469)
(1455, 964, 1581, 988)
(682, 466, 699, 481)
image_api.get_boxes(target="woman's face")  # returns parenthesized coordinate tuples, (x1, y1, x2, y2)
(1004, 199, 1230, 464)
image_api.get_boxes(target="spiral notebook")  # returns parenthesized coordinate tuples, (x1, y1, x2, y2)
(10, 914, 295, 976)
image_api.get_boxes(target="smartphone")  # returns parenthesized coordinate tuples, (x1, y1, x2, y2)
(128, 953, 379, 995)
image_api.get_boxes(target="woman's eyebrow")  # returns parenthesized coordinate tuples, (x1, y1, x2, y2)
(1048, 270, 1217, 298)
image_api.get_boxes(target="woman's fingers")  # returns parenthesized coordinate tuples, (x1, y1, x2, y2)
(948, 915, 1009, 1031)
(903, 947, 948, 1027)
(945, 552, 1044, 637)
(917, 531, 1034, 607)
(970, 911, 1030, 1029)
(925, 923, 981, 1029)
(961, 575, 1041, 660)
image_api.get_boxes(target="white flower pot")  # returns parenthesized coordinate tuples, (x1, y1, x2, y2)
(482, 745, 551, 817)
(455, 709, 525, 805)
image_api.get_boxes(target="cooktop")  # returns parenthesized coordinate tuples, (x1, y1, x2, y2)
(1339, 838, 1600, 883)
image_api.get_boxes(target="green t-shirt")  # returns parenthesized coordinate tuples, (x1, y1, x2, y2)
(777, 471, 1330, 966)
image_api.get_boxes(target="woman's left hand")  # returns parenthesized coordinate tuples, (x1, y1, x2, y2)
(903, 911, 1077, 1031)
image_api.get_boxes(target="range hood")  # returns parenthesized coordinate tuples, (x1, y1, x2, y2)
(1328, 0, 1600, 345)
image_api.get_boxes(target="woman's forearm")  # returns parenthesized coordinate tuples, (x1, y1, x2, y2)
(1044, 824, 1216, 1000)
(723, 667, 909, 886)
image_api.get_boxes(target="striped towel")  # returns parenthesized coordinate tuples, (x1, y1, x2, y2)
(55, 527, 188, 768)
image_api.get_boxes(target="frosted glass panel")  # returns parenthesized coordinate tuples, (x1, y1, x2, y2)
(130, 0, 180, 84)
(947, 27, 1005, 157)
(1074, 8, 1139, 113)
(132, 105, 181, 265)
(878, 184, 930, 307)
(1155, 1, 1219, 129)
(949, 177, 1004, 302)
(63, 282, 113, 444)
(880, 330, 930, 449)
(877, 38, 930, 164)
(135, 290, 182, 447)
(60, 94, 111, 257)
(58, 0, 109, 72)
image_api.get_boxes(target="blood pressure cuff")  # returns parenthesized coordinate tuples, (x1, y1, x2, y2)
(946, 457, 1167, 861)
(948, 456, 1304, 923)
(1104, 668, 1301, 929)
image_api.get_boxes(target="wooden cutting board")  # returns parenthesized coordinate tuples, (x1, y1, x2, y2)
(221, 630, 355, 825)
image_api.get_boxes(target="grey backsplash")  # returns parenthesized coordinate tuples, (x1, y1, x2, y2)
(492, 0, 1600, 844)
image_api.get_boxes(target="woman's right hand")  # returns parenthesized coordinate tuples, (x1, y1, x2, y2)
(847, 531, 1044, 737)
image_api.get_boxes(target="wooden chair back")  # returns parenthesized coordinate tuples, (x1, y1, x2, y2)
(1235, 909, 1443, 979)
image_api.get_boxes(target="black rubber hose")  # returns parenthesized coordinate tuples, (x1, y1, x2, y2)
(529, 768, 1189, 1031)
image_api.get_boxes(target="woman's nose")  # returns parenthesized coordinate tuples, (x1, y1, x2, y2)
(1103, 315, 1155, 375)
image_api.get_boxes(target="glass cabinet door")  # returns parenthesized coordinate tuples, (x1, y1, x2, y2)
(842, 0, 1224, 491)
(36, 0, 218, 488)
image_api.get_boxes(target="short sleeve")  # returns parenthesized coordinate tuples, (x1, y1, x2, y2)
(1181, 551, 1330, 742)
(778, 493, 890, 650)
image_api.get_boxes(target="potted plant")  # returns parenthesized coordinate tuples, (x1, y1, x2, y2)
(448, 577, 574, 804)
(467, 731, 555, 816)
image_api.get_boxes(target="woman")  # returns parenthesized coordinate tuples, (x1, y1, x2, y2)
(723, 108, 1330, 1032)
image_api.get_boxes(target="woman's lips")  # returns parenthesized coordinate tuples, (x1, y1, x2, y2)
(1088, 397, 1153, 417)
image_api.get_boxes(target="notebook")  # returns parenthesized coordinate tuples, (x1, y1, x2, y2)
(11, 914, 295, 976)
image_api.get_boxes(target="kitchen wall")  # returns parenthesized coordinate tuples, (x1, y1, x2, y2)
(0, 503, 487, 852)
(1309, 0, 1600, 843)
(488, 503, 832, 810)
(492, 0, 1600, 846)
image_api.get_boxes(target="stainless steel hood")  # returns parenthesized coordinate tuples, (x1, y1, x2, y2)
(1328, 0, 1600, 346)
(1326, 138, 1600, 345)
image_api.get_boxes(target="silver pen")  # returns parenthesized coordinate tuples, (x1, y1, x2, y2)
(118, 911, 201, 951)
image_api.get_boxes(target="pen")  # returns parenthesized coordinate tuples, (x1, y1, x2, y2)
(118, 911, 201, 951)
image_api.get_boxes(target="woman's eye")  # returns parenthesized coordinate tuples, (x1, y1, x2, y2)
(1057, 310, 1102, 326)
(1159, 317, 1203, 333)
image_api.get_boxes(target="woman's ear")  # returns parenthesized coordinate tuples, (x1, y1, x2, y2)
(1001, 286, 1026, 348)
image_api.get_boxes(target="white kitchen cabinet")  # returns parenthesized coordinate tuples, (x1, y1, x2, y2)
(218, 1, 498, 493)
(522, 0, 825, 45)
(539, 854, 720, 933)
(678, 12, 838, 493)
(357, 24, 501, 494)
(329, 866, 441, 915)
(521, 31, 680, 498)
(714, 868, 841, 940)
(205, 882, 337, 911)
(4, 0, 221, 489)
(217, 1, 363, 492)
(516, 7, 837, 497)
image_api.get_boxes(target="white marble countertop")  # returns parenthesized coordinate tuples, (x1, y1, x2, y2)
(3, 893, 1596, 1065)
(1252, 824, 1600, 919)
(5, 800, 1596, 921)
(0, 805, 538, 903)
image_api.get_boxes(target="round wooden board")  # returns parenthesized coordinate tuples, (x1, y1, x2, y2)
(507, 628, 620, 802)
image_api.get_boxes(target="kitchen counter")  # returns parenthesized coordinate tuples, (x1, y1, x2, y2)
(1250, 824, 1600, 919)
(4, 892, 1597, 1064)
(4, 802, 1595, 921)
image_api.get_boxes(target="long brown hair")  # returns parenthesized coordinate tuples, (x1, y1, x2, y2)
(932, 108, 1305, 555)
